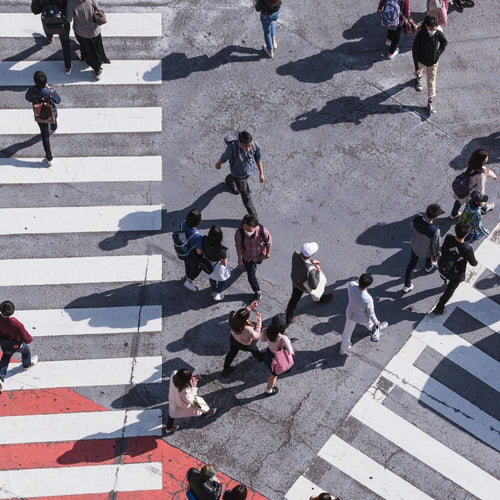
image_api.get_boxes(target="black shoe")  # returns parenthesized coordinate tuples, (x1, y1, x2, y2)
(463, 0, 474, 6)
(433, 308, 444, 315)
(221, 366, 235, 378)
(318, 293, 333, 304)
(455, 3, 464, 12)
(264, 387, 279, 397)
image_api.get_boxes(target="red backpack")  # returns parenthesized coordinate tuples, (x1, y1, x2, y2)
(33, 89, 56, 124)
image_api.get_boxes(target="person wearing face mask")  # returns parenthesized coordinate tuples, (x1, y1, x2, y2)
(412, 15, 447, 113)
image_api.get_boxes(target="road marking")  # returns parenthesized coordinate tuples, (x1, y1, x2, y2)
(0, 462, 162, 498)
(0, 205, 162, 235)
(0, 13, 162, 37)
(1, 60, 161, 86)
(16, 306, 162, 337)
(474, 227, 500, 275)
(351, 394, 500, 500)
(0, 107, 162, 134)
(2, 356, 162, 391)
(318, 434, 433, 500)
(285, 476, 326, 500)
(0, 254, 162, 286)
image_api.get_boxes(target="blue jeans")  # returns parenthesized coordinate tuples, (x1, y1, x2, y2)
(260, 11, 280, 51)
(0, 338, 32, 381)
(243, 260, 261, 293)
(209, 279, 225, 294)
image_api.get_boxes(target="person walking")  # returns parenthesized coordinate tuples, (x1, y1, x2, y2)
(221, 301, 264, 377)
(450, 148, 496, 220)
(66, 0, 110, 80)
(215, 131, 264, 219)
(260, 314, 294, 396)
(223, 484, 248, 500)
(31, 0, 73, 74)
(186, 464, 222, 500)
(0, 301, 39, 393)
(434, 222, 477, 315)
(255, 0, 281, 58)
(234, 214, 272, 301)
(202, 225, 230, 301)
(166, 369, 216, 433)
(378, 0, 411, 60)
(460, 191, 490, 243)
(178, 209, 204, 292)
(285, 242, 333, 326)
(25, 70, 61, 167)
(427, 0, 449, 28)
(339, 273, 388, 356)
(402, 203, 442, 293)
(412, 15, 447, 113)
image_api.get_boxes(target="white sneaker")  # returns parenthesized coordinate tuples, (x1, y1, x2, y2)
(64, 67, 72, 75)
(379, 321, 388, 330)
(339, 344, 351, 356)
(388, 48, 399, 59)
(183, 280, 198, 292)
(425, 262, 437, 273)
(23, 355, 39, 371)
(263, 46, 274, 58)
(42, 158, 52, 167)
(273, 40, 278, 49)
(402, 283, 414, 293)
(213, 293, 224, 301)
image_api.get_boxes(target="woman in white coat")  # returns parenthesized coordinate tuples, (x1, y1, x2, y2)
(166, 369, 216, 433)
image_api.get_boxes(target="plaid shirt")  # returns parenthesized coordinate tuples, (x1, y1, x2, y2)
(234, 225, 272, 262)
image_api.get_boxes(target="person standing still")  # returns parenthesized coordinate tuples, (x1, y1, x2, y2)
(215, 131, 264, 219)
(402, 203, 442, 293)
(234, 215, 272, 301)
(25, 70, 61, 167)
(339, 273, 388, 356)
(0, 301, 39, 393)
(412, 15, 447, 113)
(255, 0, 281, 58)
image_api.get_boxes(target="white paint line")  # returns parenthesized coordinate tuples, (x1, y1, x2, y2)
(2, 356, 162, 392)
(285, 476, 327, 500)
(0, 205, 162, 235)
(412, 322, 500, 392)
(0, 13, 162, 37)
(0, 462, 162, 499)
(0, 107, 162, 134)
(1, 60, 161, 86)
(0, 254, 162, 286)
(0, 156, 162, 184)
(351, 394, 500, 499)
(474, 224, 500, 275)
(318, 434, 433, 500)
(0, 409, 162, 445)
(16, 306, 162, 337)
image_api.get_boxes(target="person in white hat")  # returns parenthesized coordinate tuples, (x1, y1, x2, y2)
(285, 242, 333, 325)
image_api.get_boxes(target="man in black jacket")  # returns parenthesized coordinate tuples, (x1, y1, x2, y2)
(187, 464, 222, 500)
(412, 15, 447, 113)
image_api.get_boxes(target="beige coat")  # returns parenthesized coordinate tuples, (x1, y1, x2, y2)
(168, 370, 206, 419)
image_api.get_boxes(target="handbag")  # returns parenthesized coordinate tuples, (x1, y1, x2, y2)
(271, 346, 294, 375)
(207, 261, 231, 282)
(303, 264, 327, 302)
(402, 16, 421, 36)
(192, 395, 210, 413)
(92, 2, 107, 26)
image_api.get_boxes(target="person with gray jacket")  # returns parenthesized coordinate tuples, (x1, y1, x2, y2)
(285, 242, 332, 325)
(402, 203, 441, 293)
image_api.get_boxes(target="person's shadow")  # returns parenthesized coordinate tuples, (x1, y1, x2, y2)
(448, 131, 500, 171)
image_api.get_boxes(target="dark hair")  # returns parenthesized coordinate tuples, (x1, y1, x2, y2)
(358, 273, 373, 289)
(228, 484, 248, 500)
(455, 222, 471, 239)
(34, 70, 47, 89)
(318, 494, 334, 500)
(0, 300, 15, 317)
(172, 368, 192, 392)
(265, 315, 286, 343)
(466, 149, 488, 176)
(425, 203, 441, 220)
(424, 15, 438, 28)
(229, 308, 251, 333)
(185, 209, 202, 228)
(238, 130, 252, 144)
(242, 214, 258, 227)
(208, 225, 223, 246)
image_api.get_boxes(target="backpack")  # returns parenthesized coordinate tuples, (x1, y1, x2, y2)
(33, 89, 56, 124)
(452, 172, 470, 199)
(41, 2, 67, 36)
(459, 206, 476, 225)
(239, 224, 270, 252)
(438, 244, 463, 279)
(380, 0, 401, 30)
(172, 230, 198, 260)
(224, 131, 257, 166)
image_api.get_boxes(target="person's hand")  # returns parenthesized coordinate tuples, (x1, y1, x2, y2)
(215, 162, 221, 169)
(259, 173, 265, 183)
(255, 312, 262, 320)
(431, 256, 438, 262)
(414, 69, 422, 77)
(190, 375, 199, 386)
(249, 300, 259, 310)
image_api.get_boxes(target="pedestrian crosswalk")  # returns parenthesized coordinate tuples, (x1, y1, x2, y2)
(286, 223, 500, 500)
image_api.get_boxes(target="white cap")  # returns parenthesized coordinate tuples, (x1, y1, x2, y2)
(301, 242, 318, 258)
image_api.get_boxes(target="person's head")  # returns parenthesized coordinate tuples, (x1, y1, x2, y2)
(208, 225, 223, 246)
(228, 484, 248, 500)
(238, 131, 253, 151)
(172, 368, 193, 392)
(200, 464, 217, 482)
(423, 16, 438, 33)
(185, 209, 202, 229)
(470, 190, 488, 206)
(33, 70, 47, 89)
(242, 214, 258, 234)
(455, 222, 471, 240)
(467, 149, 489, 174)
(266, 313, 287, 342)
(229, 308, 251, 333)
(425, 203, 441, 221)
(300, 242, 319, 259)
(358, 273, 373, 289)
(0, 300, 15, 317)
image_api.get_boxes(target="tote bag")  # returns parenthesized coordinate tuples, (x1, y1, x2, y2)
(303, 264, 327, 302)
(271, 347, 294, 375)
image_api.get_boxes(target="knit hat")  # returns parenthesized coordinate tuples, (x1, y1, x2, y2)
(301, 242, 319, 258)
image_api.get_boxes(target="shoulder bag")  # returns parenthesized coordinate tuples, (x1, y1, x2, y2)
(303, 263, 327, 302)
(92, 2, 107, 25)
(271, 344, 294, 376)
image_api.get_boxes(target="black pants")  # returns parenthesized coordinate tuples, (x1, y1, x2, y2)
(404, 250, 432, 288)
(43, 23, 72, 69)
(387, 26, 403, 55)
(76, 33, 109, 73)
(184, 250, 202, 281)
(166, 416, 175, 428)
(285, 286, 304, 324)
(435, 277, 463, 311)
(225, 174, 258, 219)
(223, 335, 263, 371)
(38, 120, 58, 161)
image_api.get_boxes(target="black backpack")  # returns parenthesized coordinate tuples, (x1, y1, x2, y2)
(452, 171, 470, 200)
(32, 0, 67, 36)
(438, 245, 463, 280)
(239, 224, 269, 251)
(172, 230, 197, 261)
